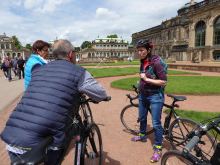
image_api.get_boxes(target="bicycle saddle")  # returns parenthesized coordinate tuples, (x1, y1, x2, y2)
(167, 94, 187, 102)
(11, 137, 53, 165)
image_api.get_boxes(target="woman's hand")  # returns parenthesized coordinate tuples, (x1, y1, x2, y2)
(140, 73, 146, 80)
(140, 73, 166, 87)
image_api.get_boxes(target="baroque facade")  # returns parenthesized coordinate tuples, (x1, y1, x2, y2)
(0, 33, 26, 62)
(132, 0, 220, 62)
(0, 33, 25, 62)
(80, 37, 134, 62)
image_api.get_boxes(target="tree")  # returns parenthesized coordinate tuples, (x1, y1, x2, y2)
(107, 34, 118, 38)
(12, 35, 22, 50)
(81, 41, 92, 49)
(25, 44, 32, 50)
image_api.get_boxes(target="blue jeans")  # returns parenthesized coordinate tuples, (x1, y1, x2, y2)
(138, 93, 164, 146)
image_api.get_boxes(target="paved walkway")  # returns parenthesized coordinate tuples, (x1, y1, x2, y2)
(0, 75, 24, 112)
(0, 69, 220, 164)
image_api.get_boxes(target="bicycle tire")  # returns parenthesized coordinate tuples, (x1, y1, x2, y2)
(120, 104, 154, 135)
(169, 118, 215, 160)
(81, 123, 103, 165)
(80, 102, 94, 125)
(161, 150, 194, 165)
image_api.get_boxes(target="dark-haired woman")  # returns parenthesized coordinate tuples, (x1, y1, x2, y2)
(24, 40, 50, 89)
(131, 39, 167, 163)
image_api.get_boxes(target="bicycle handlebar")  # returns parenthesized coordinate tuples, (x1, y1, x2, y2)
(86, 96, 111, 104)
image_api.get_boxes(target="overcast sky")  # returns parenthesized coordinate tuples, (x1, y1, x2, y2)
(0, 0, 202, 47)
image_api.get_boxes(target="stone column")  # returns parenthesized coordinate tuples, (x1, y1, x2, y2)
(206, 17, 213, 46)
(189, 23, 195, 48)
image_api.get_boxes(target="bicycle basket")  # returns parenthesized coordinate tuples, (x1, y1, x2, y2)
(210, 143, 220, 165)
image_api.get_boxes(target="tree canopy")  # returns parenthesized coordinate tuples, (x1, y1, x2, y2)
(81, 41, 92, 49)
(107, 34, 118, 38)
(12, 35, 22, 50)
(25, 44, 32, 50)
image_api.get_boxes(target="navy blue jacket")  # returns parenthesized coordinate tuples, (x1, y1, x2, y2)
(1, 60, 85, 148)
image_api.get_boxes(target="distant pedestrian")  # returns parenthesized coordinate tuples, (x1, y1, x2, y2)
(0, 62, 8, 78)
(4, 56, 12, 81)
(24, 40, 50, 89)
(11, 57, 18, 77)
(17, 55, 25, 79)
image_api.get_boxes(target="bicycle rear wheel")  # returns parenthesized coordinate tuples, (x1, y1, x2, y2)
(120, 104, 154, 135)
(169, 118, 215, 160)
(161, 150, 194, 165)
(81, 123, 103, 165)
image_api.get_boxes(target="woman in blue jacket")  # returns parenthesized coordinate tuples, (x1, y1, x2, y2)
(24, 40, 50, 89)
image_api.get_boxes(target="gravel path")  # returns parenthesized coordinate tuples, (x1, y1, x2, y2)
(0, 70, 220, 164)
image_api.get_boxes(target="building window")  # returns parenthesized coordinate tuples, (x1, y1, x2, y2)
(6, 44, 9, 49)
(1, 44, 4, 49)
(213, 50, 220, 61)
(168, 31, 171, 40)
(195, 21, 206, 47)
(214, 16, 220, 45)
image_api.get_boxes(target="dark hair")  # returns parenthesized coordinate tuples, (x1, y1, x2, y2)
(32, 40, 50, 54)
(136, 39, 153, 50)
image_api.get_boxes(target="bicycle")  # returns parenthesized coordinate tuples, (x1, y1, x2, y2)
(11, 94, 111, 165)
(120, 85, 209, 150)
(161, 115, 220, 165)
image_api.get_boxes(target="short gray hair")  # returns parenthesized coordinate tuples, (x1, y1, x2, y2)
(52, 39, 74, 59)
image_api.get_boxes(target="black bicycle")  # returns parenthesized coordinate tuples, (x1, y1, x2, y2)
(161, 115, 220, 165)
(11, 95, 111, 165)
(120, 85, 209, 150)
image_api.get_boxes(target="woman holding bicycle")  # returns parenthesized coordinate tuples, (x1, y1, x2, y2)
(131, 39, 167, 163)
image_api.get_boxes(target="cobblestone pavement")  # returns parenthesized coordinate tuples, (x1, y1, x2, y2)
(0, 69, 220, 164)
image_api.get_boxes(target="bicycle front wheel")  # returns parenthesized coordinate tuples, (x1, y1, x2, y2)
(169, 118, 200, 150)
(120, 104, 154, 135)
(81, 123, 103, 165)
(80, 102, 93, 125)
(161, 150, 194, 165)
(169, 118, 215, 160)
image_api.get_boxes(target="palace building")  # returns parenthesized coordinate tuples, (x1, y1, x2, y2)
(80, 37, 134, 62)
(0, 33, 27, 62)
(132, 0, 220, 62)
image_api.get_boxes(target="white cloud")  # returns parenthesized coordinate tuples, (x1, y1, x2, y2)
(0, 0, 204, 47)
(95, 8, 120, 20)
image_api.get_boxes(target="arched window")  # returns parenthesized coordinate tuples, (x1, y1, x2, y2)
(88, 52, 91, 58)
(195, 21, 206, 47)
(214, 16, 220, 45)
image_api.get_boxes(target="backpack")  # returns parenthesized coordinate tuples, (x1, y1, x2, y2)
(146, 55, 167, 79)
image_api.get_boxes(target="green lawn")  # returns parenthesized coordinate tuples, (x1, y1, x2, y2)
(86, 67, 139, 78)
(86, 67, 200, 78)
(80, 60, 140, 66)
(164, 109, 220, 123)
(111, 76, 220, 95)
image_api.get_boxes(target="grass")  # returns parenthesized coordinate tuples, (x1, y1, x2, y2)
(111, 76, 220, 95)
(86, 67, 200, 78)
(86, 67, 139, 78)
(164, 109, 220, 123)
(167, 70, 200, 75)
(80, 60, 140, 66)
